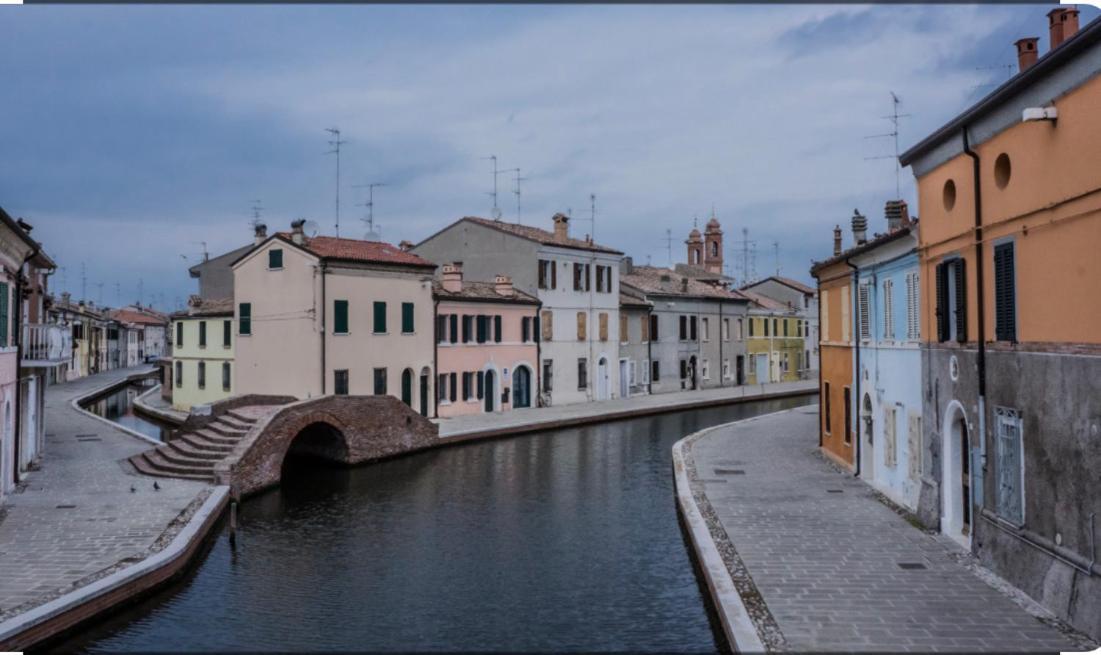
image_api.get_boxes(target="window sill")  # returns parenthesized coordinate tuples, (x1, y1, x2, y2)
(373, 332, 389, 336)
(333, 332, 350, 336)
(268, 267, 284, 271)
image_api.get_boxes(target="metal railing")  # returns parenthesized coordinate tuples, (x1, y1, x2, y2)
(22, 323, 73, 362)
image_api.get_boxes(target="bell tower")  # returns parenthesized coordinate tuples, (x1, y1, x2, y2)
(703, 213, 723, 274)
(686, 224, 703, 267)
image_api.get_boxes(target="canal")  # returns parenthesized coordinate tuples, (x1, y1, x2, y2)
(62, 394, 814, 653)
(81, 376, 174, 442)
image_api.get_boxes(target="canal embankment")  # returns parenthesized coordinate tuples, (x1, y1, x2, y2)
(132, 383, 188, 426)
(673, 405, 1097, 653)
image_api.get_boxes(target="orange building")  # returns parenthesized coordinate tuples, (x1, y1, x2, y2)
(810, 226, 855, 469)
(900, 11, 1101, 640)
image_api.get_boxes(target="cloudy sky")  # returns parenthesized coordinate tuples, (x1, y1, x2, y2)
(1, 4, 1094, 311)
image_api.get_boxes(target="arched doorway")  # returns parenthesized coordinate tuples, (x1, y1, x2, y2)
(862, 393, 875, 481)
(597, 357, 609, 399)
(941, 404, 972, 547)
(419, 367, 430, 417)
(484, 369, 496, 413)
(513, 366, 532, 409)
(401, 368, 414, 408)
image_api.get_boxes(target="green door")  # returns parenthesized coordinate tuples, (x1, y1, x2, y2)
(401, 369, 413, 407)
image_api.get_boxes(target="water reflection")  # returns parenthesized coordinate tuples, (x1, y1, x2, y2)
(82, 377, 174, 442)
(63, 395, 813, 653)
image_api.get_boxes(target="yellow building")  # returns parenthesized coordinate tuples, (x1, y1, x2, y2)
(740, 289, 805, 384)
(169, 298, 234, 411)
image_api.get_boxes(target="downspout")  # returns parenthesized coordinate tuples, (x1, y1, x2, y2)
(963, 127, 988, 501)
(433, 297, 440, 418)
(646, 305, 653, 395)
(845, 259, 861, 478)
(13, 244, 40, 483)
(535, 300, 543, 407)
(718, 300, 724, 388)
(320, 262, 327, 396)
(816, 282, 824, 448)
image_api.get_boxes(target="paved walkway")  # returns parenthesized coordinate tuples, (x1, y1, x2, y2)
(684, 405, 1095, 653)
(436, 379, 815, 438)
(0, 367, 209, 620)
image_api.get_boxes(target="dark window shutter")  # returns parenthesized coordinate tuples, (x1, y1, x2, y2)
(373, 301, 387, 333)
(935, 262, 948, 343)
(437, 314, 446, 343)
(462, 372, 470, 400)
(690, 316, 697, 341)
(176, 321, 183, 345)
(450, 314, 458, 343)
(521, 317, 530, 343)
(402, 302, 415, 333)
(477, 371, 485, 399)
(954, 259, 967, 343)
(994, 243, 1016, 342)
(450, 372, 457, 402)
(462, 315, 471, 343)
(334, 300, 349, 334)
(494, 315, 502, 343)
(223, 320, 231, 346)
(476, 315, 487, 343)
(551, 261, 556, 289)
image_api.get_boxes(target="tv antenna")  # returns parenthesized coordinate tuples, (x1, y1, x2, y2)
(250, 200, 264, 224)
(354, 182, 387, 240)
(732, 228, 757, 285)
(96, 282, 103, 306)
(80, 262, 86, 302)
(588, 193, 596, 242)
(864, 91, 911, 199)
(773, 241, 780, 276)
(115, 282, 121, 305)
(325, 127, 348, 237)
(507, 168, 526, 223)
(662, 229, 673, 266)
(482, 155, 502, 220)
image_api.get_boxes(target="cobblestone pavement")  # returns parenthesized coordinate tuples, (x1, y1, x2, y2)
(436, 379, 816, 438)
(687, 405, 1096, 653)
(0, 367, 208, 619)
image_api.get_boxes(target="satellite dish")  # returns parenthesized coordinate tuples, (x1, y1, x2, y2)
(303, 220, 321, 238)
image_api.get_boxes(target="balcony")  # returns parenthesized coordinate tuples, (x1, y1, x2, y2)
(22, 323, 73, 366)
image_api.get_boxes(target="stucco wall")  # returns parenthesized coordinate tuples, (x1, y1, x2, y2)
(171, 316, 235, 411)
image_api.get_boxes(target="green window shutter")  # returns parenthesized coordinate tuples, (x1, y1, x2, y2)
(176, 321, 183, 346)
(0, 282, 9, 347)
(223, 320, 231, 347)
(373, 302, 387, 333)
(268, 249, 283, 269)
(239, 303, 251, 335)
(199, 321, 207, 347)
(402, 302, 414, 334)
(494, 315, 502, 343)
(334, 300, 349, 334)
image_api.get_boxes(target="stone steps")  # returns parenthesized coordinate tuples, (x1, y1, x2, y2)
(128, 407, 265, 482)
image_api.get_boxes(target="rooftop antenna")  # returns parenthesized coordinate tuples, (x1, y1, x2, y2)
(483, 155, 502, 220)
(864, 91, 910, 199)
(663, 229, 673, 267)
(773, 241, 780, 276)
(115, 282, 121, 305)
(354, 182, 387, 240)
(325, 127, 348, 237)
(732, 228, 757, 285)
(507, 168, 526, 223)
(80, 262, 86, 302)
(137, 278, 144, 306)
(96, 282, 103, 306)
(589, 193, 596, 242)
(251, 200, 264, 224)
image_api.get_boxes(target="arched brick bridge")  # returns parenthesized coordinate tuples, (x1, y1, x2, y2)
(130, 395, 439, 497)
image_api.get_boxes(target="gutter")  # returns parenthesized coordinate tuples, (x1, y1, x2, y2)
(12, 242, 41, 484)
(320, 262, 327, 395)
(646, 304, 653, 395)
(845, 258, 861, 478)
(433, 297, 440, 418)
(535, 299, 543, 407)
(816, 284, 824, 448)
(963, 127, 989, 496)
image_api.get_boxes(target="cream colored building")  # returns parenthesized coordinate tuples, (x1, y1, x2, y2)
(232, 221, 437, 413)
(169, 298, 235, 411)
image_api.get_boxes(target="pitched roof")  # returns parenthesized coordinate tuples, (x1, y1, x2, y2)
(272, 233, 436, 269)
(739, 288, 791, 313)
(622, 266, 747, 301)
(110, 308, 168, 326)
(742, 276, 816, 296)
(172, 297, 234, 318)
(432, 280, 539, 305)
(453, 216, 624, 255)
(189, 244, 254, 278)
(619, 288, 651, 310)
(810, 222, 917, 276)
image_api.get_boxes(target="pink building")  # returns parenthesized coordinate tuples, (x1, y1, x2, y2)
(434, 264, 540, 417)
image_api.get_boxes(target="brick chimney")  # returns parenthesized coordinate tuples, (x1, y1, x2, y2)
(1016, 37, 1039, 73)
(399, 240, 414, 252)
(254, 222, 267, 245)
(851, 209, 868, 245)
(494, 274, 514, 297)
(290, 219, 306, 245)
(681, 277, 689, 293)
(552, 213, 570, 242)
(1049, 8, 1080, 50)
(441, 262, 463, 293)
(885, 200, 910, 232)
(833, 225, 843, 256)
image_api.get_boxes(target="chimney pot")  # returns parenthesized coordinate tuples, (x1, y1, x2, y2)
(254, 222, 268, 245)
(851, 209, 868, 245)
(885, 200, 910, 232)
(1057, 8, 1080, 46)
(833, 225, 843, 257)
(441, 262, 463, 293)
(494, 274, 514, 297)
(398, 240, 414, 252)
(290, 219, 306, 245)
(552, 213, 570, 242)
(1016, 37, 1039, 73)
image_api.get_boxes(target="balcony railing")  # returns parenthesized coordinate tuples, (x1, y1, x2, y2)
(22, 323, 73, 364)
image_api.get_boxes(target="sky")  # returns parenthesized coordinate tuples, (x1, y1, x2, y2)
(1, 4, 1095, 311)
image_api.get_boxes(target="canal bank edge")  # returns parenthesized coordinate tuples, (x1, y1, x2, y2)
(132, 382, 188, 426)
(0, 486, 229, 651)
(69, 368, 164, 446)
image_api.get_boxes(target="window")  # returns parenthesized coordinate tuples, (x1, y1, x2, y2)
(843, 386, 852, 444)
(176, 321, 184, 346)
(773, 318, 778, 336)
(462, 372, 473, 401)
(781, 352, 789, 373)
(679, 359, 688, 380)
(907, 413, 923, 480)
(450, 314, 459, 343)
(573, 263, 591, 291)
(449, 372, 457, 402)
(373, 368, 388, 395)
(222, 362, 232, 392)
(642, 359, 650, 384)
(438, 373, 448, 402)
(541, 310, 553, 342)
(576, 312, 586, 341)
(542, 359, 554, 392)
(690, 316, 697, 341)
(858, 282, 872, 342)
(493, 315, 502, 343)
(722, 360, 730, 379)
(883, 406, 897, 467)
(595, 265, 608, 293)
(598, 312, 608, 341)
(679, 316, 687, 340)
(783, 319, 789, 337)
(764, 318, 769, 337)
(538, 259, 556, 290)
(239, 303, 251, 335)
(651, 360, 660, 382)
(628, 360, 636, 385)
(620, 314, 628, 343)
(821, 290, 830, 341)
(462, 314, 473, 343)
(640, 315, 649, 342)
(883, 279, 894, 340)
(737, 318, 744, 340)
(197, 361, 206, 389)
(840, 286, 851, 341)
(649, 314, 659, 341)
(995, 407, 1024, 525)
(437, 314, 448, 344)
(702, 318, 710, 341)
(935, 259, 966, 343)
(577, 358, 588, 390)
(334, 370, 349, 395)
(823, 381, 831, 433)
(701, 359, 710, 380)
(522, 316, 532, 343)
(722, 318, 730, 341)
(402, 302, 415, 334)
(749, 318, 755, 337)
(268, 249, 283, 269)
(373, 301, 387, 334)
(175, 361, 182, 387)
(334, 300, 349, 334)
(906, 272, 920, 341)
(223, 320, 231, 347)
(476, 315, 488, 343)
(994, 242, 1016, 342)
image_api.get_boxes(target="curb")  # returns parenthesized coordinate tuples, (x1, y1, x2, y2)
(68, 369, 163, 446)
(0, 486, 229, 651)
(672, 425, 765, 654)
(132, 383, 187, 426)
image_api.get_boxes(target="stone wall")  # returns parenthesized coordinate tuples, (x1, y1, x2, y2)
(217, 395, 438, 497)
(180, 394, 297, 432)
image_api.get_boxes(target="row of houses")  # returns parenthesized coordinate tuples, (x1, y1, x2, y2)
(47, 294, 168, 382)
(163, 213, 818, 418)
(812, 10, 1100, 640)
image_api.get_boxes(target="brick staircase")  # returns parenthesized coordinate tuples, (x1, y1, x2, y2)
(129, 409, 260, 482)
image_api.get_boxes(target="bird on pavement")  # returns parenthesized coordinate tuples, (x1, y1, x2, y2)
(153, 481, 161, 491)
(130, 485, 136, 493)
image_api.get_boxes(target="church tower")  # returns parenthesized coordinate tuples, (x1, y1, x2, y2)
(703, 214, 723, 274)
(686, 225, 703, 267)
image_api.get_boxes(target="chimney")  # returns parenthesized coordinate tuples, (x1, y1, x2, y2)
(61, 291, 71, 306)
(1050, 8, 1080, 49)
(254, 222, 268, 245)
(1016, 37, 1039, 73)
(552, 213, 569, 242)
(16, 218, 32, 234)
(620, 256, 634, 276)
(833, 225, 843, 256)
(494, 274, 514, 297)
(885, 200, 910, 232)
(290, 219, 306, 245)
(441, 262, 463, 293)
(851, 209, 868, 245)
(399, 240, 414, 252)
(681, 277, 689, 293)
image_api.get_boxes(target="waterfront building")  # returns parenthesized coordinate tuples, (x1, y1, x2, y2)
(898, 11, 1101, 639)
(739, 276, 819, 380)
(168, 297, 235, 411)
(739, 288, 804, 385)
(846, 201, 922, 511)
(188, 237, 256, 302)
(433, 264, 540, 417)
(233, 220, 437, 410)
(810, 224, 857, 469)
(620, 261, 748, 394)
(414, 214, 623, 406)
(617, 285, 653, 397)
(110, 306, 169, 363)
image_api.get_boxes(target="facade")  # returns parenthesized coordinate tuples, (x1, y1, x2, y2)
(169, 298, 235, 411)
(811, 232, 856, 470)
(899, 11, 1101, 638)
(414, 214, 623, 406)
(49, 294, 108, 380)
(234, 221, 437, 413)
(740, 289, 805, 384)
(434, 265, 540, 417)
(617, 286, 652, 398)
(111, 306, 169, 363)
(620, 262, 748, 395)
(189, 242, 254, 301)
(740, 276, 819, 380)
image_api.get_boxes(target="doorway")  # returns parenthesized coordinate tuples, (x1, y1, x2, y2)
(688, 356, 698, 390)
(401, 369, 413, 407)
(484, 369, 496, 413)
(419, 368, 429, 417)
(619, 359, 629, 399)
(941, 404, 972, 547)
(755, 353, 768, 384)
(513, 366, 531, 409)
(597, 357, 609, 400)
(736, 355, 745, 385)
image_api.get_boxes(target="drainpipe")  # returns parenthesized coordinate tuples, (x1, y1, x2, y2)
(718, 301, 724, 388)
(816, 282, 824, 448)
(646, 305, 653, 395)
(13, 244, 40, 484)
(845, 259, 861, 478)
(535, 300, 543, 407)
(433, 297, 440, 418)
(963, 127, 988, 501)
(320, 262, 327, 395)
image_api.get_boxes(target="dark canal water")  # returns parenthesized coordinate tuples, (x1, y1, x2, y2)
(61, 395, 813, 653)
(81, 377, 174, 442)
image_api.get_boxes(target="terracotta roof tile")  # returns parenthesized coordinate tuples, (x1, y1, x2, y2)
(276, 233, 436, 268)
(432, 280, 539, 304)
(621, 266, 747, 301)
(461, 217, 623, 255)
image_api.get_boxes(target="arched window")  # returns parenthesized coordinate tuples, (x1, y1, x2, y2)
(711, 242, 718, 257)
